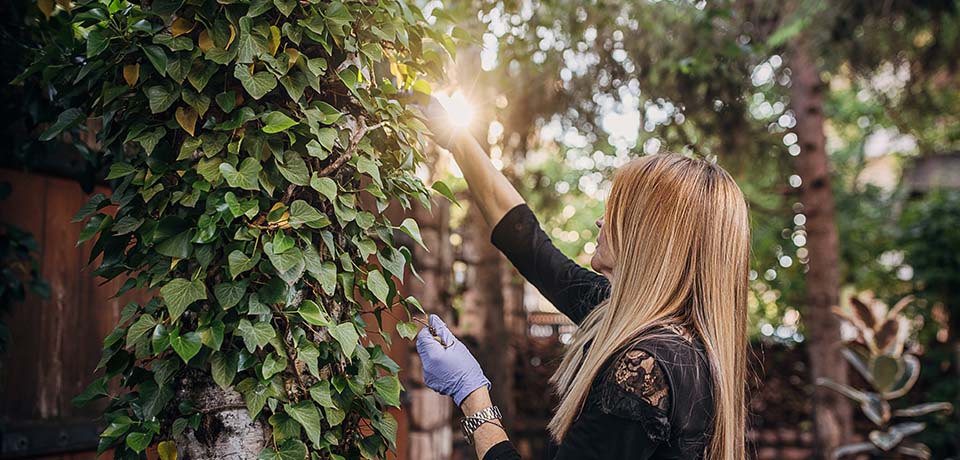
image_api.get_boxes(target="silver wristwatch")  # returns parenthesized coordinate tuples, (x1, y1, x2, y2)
(459, 406, 502, 445)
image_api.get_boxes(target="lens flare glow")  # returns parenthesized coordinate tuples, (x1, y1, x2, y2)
(435, 91, 475, 128)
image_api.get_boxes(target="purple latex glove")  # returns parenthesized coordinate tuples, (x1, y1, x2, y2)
(416, 314, 491, 406)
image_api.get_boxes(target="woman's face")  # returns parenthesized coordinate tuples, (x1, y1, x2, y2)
(591, 217, 615, 278)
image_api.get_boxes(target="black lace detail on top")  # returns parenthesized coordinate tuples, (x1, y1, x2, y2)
(597, 348, 672, 444)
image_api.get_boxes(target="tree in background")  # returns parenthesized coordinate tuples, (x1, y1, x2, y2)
(19, 0, 458, 458)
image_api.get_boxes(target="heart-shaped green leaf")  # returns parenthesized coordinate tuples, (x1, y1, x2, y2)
(169, 329, 202, 363)
(329, 322, 359, 358)
(161, 278, 208, 320)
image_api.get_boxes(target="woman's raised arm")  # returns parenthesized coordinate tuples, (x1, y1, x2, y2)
(422, 98, 525, 227)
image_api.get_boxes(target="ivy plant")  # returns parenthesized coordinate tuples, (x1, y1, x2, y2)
(20, 0, 461, 458)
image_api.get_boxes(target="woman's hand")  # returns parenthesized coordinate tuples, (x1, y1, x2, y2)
(401, 92, 460, 151)
(415, 314, 491, 406)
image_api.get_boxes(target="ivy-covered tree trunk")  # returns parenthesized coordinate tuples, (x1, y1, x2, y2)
(788, 34, 853, 459)
(23, 1, 460, 459)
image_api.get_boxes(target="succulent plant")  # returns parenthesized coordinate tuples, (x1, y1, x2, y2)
(818, 294, 953, 459)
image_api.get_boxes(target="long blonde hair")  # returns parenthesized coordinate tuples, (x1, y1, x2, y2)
(548, 154, 750, 460)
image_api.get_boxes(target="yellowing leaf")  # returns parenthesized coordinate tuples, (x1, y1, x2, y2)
(55, 0, 71, 13)
(170, 258, 182, 270)
(285, 48, 300, 66)
(198, 30, 213, 52)
(226, 24, 237, 49)
(171, 17, 195, 38)
(37, 0, 54, 18)
(158, 440, 178, 460)
(175, 107, 198, 136)
(268, 26, 281, 56)
(389, 59, 407, 83)
(123, 64, 140, 87)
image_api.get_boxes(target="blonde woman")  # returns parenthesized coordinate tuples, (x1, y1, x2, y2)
(415, 100, 750, 460)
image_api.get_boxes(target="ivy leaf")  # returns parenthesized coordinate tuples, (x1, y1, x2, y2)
(264, 242, 305, 284)
(268, 413, 302, 443)
(40, 108, 85, 141)
(288, 200, 326, 228)
(169, 329, 202, 363)
(236, 16, 267, 64)
(284, 401, 322, 446)
(297, 300, 330, 326)
(279, 70, 310, 101)
(258, 439, 307, 460)
(262, 111, 298, 133)
(199, 320, 225, 350)
(228, 250, 259, 279)
(236, 377, 270, 419)
(87, 28, 111, 58)
(276, 151, 310, 186)
(157, 441, 177, 460)
(262, 352, 287, 379)
(125, 432, 153, 453)
(366, 269, 390, 306)
(126, 314, 157, 349)
(237, 319, 276, 352)
(325, 406, 346, 426)
(377, 246, 405, 282)
(431, 180, 460, 206)
(160, 278, 208, 320)
(215, 91, 236, 113)
(309, 175, 337, 202)
(274, 0, 296, 16)
(132, 127, 166, 155)
(316, 127, 337, 150)
(374, 413, 399, 450)
(299, 344, 320, 378)
(182, 88, 211, 116)
(106, 162, 136, 180)
(309, 381, 334, 407)
(141, 45, 169, 76)
(220, 158, 262, 191)
(210, 351, 239, 389)
(234, 63, 277, 100)
(175, 106, 198, 136)
(214, 280, 248, 310)
(146, 85, 178, 114)
(395, 321, 418, 340)
(329, 322, 359, 358)
(356, 155, 381, 187)
(139, 380, 174, 419)
(374, 375, 401, 407)
(319, 261, 337, 296)
(399, 218, 426, 249)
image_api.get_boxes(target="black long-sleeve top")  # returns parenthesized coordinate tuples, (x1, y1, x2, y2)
(484, 204, 715, 460)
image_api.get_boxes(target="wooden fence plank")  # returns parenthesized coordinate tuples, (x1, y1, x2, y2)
(0, 169, 49, 420)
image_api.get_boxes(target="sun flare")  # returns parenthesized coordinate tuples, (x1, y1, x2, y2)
(435, 90, 476, 128)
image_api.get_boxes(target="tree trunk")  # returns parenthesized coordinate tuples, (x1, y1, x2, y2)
(789, 35, 853, 458)
(176, 374, 269, 460)
(460, 203, 512, 427)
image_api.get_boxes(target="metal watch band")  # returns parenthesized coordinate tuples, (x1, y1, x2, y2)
(459, 406, 502, 445)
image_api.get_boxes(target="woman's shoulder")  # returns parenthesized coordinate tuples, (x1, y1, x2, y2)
(593, 324, 713, 432)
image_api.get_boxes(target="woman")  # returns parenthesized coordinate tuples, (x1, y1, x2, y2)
(414, 99, 750, 460)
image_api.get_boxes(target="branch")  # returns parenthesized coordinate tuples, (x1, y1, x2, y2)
(317, 118, 388, 177)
